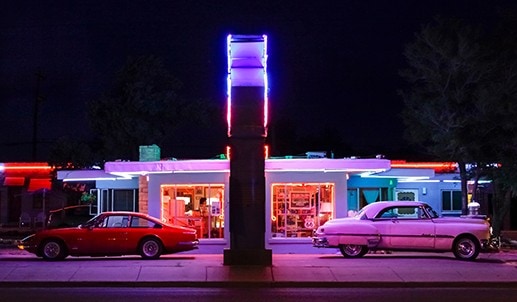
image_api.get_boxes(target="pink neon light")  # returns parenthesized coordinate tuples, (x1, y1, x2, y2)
(226, 76, 232, 137)
(263, 35, 268, 131)
(226, 34, 268, 137)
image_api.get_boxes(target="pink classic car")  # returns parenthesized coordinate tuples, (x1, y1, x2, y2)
(313, 201, 494, 260)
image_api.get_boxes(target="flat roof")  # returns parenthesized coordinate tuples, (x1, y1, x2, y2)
(103, 158, 391, 176)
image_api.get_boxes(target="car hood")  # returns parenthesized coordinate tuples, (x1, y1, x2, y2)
(38, 226, 81, 234)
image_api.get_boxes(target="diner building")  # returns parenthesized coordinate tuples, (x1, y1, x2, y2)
(57, 155, 393, 251)
(56, 154, 495, 252)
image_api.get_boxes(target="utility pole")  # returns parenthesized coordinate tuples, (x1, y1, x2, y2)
(32, 71, 45, 161)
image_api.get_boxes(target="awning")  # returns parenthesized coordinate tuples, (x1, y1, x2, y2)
(3, 176, 25, 186)
(27, 178, 52, 192)
(57, 169, 128, 181)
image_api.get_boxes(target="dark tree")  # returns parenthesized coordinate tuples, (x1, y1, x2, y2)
(400, 15, 517, 235)
(47, 136, 96, 169)
(400, 17, 490, 215)
(87, 55, 211, 161)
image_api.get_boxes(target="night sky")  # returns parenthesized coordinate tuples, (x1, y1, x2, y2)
(1, 1, 515, 162)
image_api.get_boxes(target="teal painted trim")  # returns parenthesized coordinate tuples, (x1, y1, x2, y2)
(348, 175, 397, 188)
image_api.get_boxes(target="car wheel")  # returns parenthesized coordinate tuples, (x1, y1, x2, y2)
(339, 244, 368, 258)
(40, 239, 67, 261)
(453, 236, 480, 261)
(139, 237, 163, 259)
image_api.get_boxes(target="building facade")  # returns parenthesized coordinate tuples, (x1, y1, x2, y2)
(57, 157, 498, 252)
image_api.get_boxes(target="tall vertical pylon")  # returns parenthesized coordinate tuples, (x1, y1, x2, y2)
(223, 34, 272, 265)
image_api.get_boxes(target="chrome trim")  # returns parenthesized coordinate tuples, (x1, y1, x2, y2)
(177, 240, 199, 249)
(312, 237, 329, 248)
(480, 239, 499, 253)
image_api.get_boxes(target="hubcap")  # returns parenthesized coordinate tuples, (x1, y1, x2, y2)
(44, 242, 60, 258)
(457, 239, 475, 258)
(344, 245, 362, 256)
(143, 241, 158, 257)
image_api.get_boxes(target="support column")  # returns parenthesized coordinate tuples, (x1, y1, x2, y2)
(224, 136, 272, 265)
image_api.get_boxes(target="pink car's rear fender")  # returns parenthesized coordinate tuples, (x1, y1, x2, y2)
(324, 222, 380, 247)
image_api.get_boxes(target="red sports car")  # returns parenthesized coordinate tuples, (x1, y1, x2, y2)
(18, 211, 199, 260)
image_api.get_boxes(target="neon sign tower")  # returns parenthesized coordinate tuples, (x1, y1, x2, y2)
(224, 34, 272, 265)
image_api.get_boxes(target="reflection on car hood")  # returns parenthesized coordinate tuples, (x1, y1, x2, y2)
(434, 216, 488, 224)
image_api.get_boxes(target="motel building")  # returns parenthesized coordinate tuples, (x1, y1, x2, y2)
(53, 154, 486, 253)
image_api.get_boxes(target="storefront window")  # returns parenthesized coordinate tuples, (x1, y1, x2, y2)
(161, 184, 225, 239)
(95, 189, 138, 212)
(271, 183, 334, 238)
(353, 187, 389, 209)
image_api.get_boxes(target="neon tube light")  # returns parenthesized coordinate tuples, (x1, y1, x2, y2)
(391, 161, 457, 172)
(226, 34, 268, 137)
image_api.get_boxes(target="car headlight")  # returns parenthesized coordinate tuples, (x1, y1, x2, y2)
(316, 227, 324, 234)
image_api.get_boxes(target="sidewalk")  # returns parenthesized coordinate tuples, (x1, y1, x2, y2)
(1, 246, 517, 288)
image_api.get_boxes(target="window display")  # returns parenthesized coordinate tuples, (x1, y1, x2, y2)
(271, 183, 334, 238)
(161, 184, 225, 239)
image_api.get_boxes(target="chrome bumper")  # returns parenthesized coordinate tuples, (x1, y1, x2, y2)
(480, 239, 499, 253)
(177, 239, 199, 249)
(312, 237, 329, 248)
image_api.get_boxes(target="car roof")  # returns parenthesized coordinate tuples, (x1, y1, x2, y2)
(100, 211, 147, 216)
(360, 201, 429, 218)
(98, 211, 158, 220)
(97, 211, 163, 224)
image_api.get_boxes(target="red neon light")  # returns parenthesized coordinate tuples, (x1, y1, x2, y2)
(4, 163, 51, 170)
(226, 146, 231, 160)
(3, 163, 52, 176)
(391, 160, 457, 173)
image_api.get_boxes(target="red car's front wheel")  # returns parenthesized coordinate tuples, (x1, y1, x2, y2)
(40, 239, 67, 261)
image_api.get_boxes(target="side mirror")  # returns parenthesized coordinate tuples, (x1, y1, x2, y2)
(80, 223, 94, 230)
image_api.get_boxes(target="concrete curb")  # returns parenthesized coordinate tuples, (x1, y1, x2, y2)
(1, 281, 517, 288)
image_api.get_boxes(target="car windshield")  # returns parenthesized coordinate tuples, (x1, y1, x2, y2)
(80, 214, 103, 228)
(355, 207, 369, 220)
(424, 205, 440, 218)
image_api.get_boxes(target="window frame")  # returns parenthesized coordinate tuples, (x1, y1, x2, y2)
(441, 190, 462, 212)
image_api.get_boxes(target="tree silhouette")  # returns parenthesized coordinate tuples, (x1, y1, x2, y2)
(87, 55, 212, 161)
(400, 15, 517, 234)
